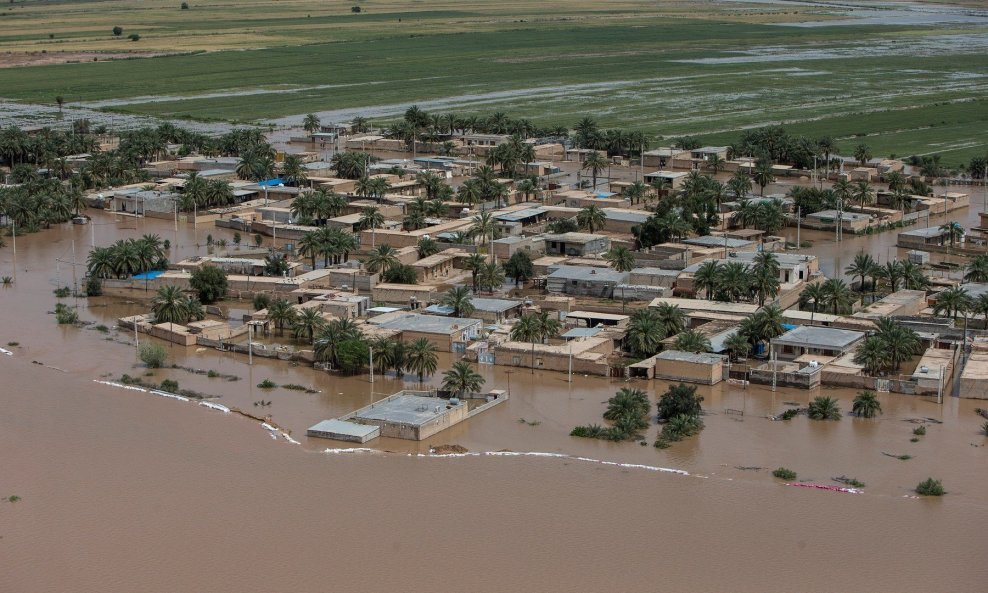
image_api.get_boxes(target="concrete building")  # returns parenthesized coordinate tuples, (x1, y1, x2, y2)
(546, 265, 629, 298)
(644, 170, 688, 191)
(653, 350, 725, 385)
(411, 252, 455, 282)
(897, 226, 954, 248)
(771, 326, 866, 361)
(492, 235, 543, 260)
(852, 289, 927, 320)
(600, 208, 649, 233)
(682, 235, 757, 253)
(642, 148, 691, 169)
(806, 210, 872, 233)
(371, 283, 437, 306)
(372, 312, 481, 352)
(543, 232, 610, 257)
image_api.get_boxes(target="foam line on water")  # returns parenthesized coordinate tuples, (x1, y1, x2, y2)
(409, 450, 693, 476)
(323, 448, 380, 455)
(198, 401, 230, 413)
(0, 347, 12, 356)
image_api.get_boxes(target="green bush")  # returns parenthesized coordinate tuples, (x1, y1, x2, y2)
(139, 343, 167, 368)
(913, 425, 926, 436)
(780, 408, 800, 420)
(128, 33, 140, 41)
(189, 265, 228, 304)
(257, 379, 277, 389)
(207, 370, 219, 378)
(915, 478, 944, 496)
(53, 286, 71, 298)
(772, 467, 797, 480)
(160, 379, 179, 393)
(94, 324, 109, 333)
(54, 303, 78, 324)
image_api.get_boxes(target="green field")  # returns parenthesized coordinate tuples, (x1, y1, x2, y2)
(1, 1, 986, 165)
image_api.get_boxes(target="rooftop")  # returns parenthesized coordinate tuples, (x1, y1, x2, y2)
(807, 210, 871, 222)
(900, 226, 948, 239)
(377, 313, 481, 334)
(683, 236, 754, 249)
(547, 265, 629, 283)
(561, 327, 603, 339)
(774, 325, 865, 349)
(495, 207, 548, 223)
(601, 208, 649, 224)
(471, 297, 523, 313)
(543, 232, 607, 244)
(656, 350, 724, 364)
(354, 394, 465, 427)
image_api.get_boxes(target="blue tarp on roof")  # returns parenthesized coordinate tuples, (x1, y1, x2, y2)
(256, 178, 285, 187)
(782, 323, 798, 331)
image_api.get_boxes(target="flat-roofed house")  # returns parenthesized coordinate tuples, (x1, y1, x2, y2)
(601, 208, 649, 234)
(546, 265, 629, 298)
(642, 148, 691, 170)
(372, 312, 481, 352)
(543, 232, 610, 257)
(770, 326, 866, 361)
(644, 170, 688, 191)
(654, 350, 725, 385)
(898, 226, 953, 248)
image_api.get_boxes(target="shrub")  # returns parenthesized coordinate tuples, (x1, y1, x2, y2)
(257, 379, 277, 389)
(915, 478, 945, 496)
(233, 232, 241, 245)
(207, 370, 219, 378)
(139, 343, 167, 368)
(656, 414, 703, 445)
(780, 408, 800, 420)
(160, 379, 179, 393)
(54, 303, 78, 324)
(128, 33, 140, 42)
(252, 292, 272, 311)
(189, 265, 228, 304)
(94, 324, 109, 333)
(571, 424, 606, 438)
(773, 467, 797, 480)
(281, 383, 308, 391)
(351, 5, 361, 12)
(53, 286, 71, 298)
(982, 421, 988, 436)
(913, 425, 926, 436)
(254, 234, 263, 247)
(85, 276, 102, 296)
(112, 26, 123, 36)
(656, 383, 703, 421)
(181, 1, 189, 8)
(1, 276, 12, 286)
(807, 396, 841, 420)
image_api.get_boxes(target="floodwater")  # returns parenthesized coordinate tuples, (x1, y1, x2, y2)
(2, 199, 987, 591)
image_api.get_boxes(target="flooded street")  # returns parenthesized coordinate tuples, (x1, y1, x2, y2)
(2, 204, 987, 592)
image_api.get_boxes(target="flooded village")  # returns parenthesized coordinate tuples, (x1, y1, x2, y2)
(3, 112, 988, 591)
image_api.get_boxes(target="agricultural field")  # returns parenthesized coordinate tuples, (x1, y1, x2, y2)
(1, 0, 986, 165)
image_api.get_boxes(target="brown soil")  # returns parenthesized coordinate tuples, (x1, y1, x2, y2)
(0, 51, 172, 68)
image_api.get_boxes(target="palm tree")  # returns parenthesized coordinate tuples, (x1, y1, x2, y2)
(939, 221, 964, 247)
(822, 278, 855, 315)
(576, 204, 606, 234)
(365, 244, 400, 275)
(604, 246, 635, 272)
(511, 314, 542, 372)
(724, 331, 751, 362)
(625, 309, 664, 358)
(313, 318, 362, 368)
(853, 181, 874, 208)
(151, 285, 188, 324)
(845, 252, 876, 292)
(716, 261, 750, 303)
(932, 286, 970, 320)
(281, 154, 308, 187)
(469, 211, 498, 246)
(706, 153, 725, 174)
(302, 113, 321, 135)
(622, 180, 648, 205)
(464, 253, 486, 293)
(441, 361, 485, 397)
(728, 170, 752, 200)
(266, 299, 297, 336)
(807, 396, 842, 420)
(86, 247, 115, 279)
(297, 232, 321, 268)
(416, 236, 439, 258)
(291, 308, 325, 344)
(874, 316, 921, 372)
(405, 337, 438, 386)
(752, 161, 775, 196)
(964, 254, 988, 283)
(799, 282, 827, 324)
(581, 151, 608, 189)
(357, 206, 384, 232)
(880, 260, 904, 292)
(750, 251, 781, 306)
(476, 261, 505, 293)
(817, 136, 837, 175)
(693, 260, 720, 300)
(831, 179, 854, 211)
(853, 144, 872, 167)
(653, 303, 686, 337)
(536, 311, 562, 343)
(851, 390, 882, 418)
(673, 329, 711, 353)
(853, 336, 888, 375)
(440, 286, 474, 317)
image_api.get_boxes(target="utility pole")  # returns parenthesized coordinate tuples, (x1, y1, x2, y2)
(247, 323, 253, 366)
(369, 346, 374, 384)
(568, 339, 573, 383)
(796, 205, 801, 248)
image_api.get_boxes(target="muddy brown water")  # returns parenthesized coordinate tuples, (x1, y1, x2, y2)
(2, 206, 987, 592)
